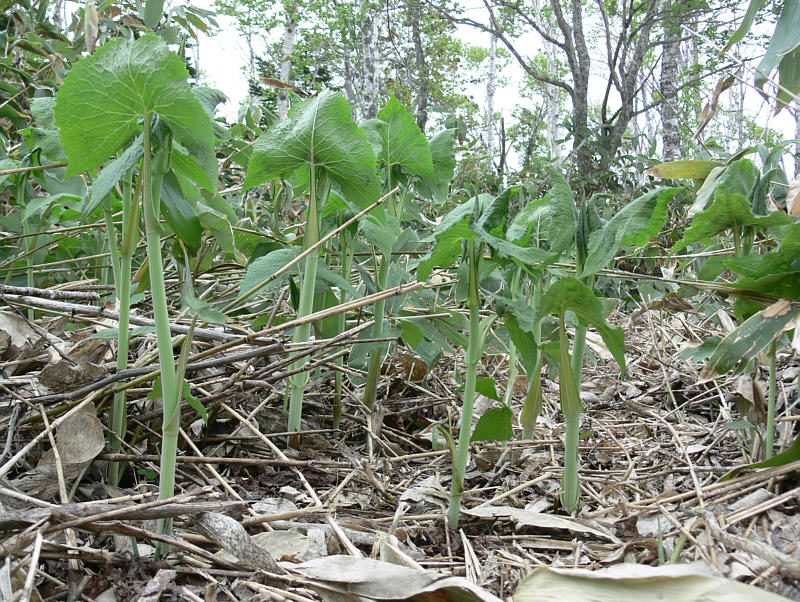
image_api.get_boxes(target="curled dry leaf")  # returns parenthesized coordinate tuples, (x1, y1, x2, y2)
(13, 402, 104, 498)
(463, 506, 620, 543)
(290, 555, 504, 602)
(193, 512, 285, 574)
(513, 563, 789, 602)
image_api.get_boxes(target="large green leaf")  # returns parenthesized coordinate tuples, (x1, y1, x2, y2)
(702, 299, 800, 379)
(776, 45, 800, 109)
(243, 90, 381, 208)
(417, 128, 456, 204)
(547, 170, 577, 254)
(677, 191, 795, 250)
(369, 95, 434, 181)
(471, 406, 514, 442)
(161, 171, 202, 256)
(417, 218, 473, 281)
(240, 247, 359, 299)
(539, 277, 625, 374)
(582, 187, 677, 277)
(55, 35, 216, 181)
(30, 97, 66, 160)
(86, 135, 143, 216)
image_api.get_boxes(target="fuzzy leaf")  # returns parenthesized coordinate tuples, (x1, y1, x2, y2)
(539, 277, 625, 375)
(55, 35, 216, 181)
(583, 187, 677, 277)
(417, 129, 456, 203)
(244, 90, 380, 208)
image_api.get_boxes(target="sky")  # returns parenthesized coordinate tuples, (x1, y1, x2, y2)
(187, 0, 797, 173)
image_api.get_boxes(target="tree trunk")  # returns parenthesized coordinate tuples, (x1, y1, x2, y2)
(278, 14, 297, 120)
(360, 0, 380, 120)
(567, 0, 592, 176)
(660, 7, 682, 162)
(486, 32, 498, 164)
(411, 0, 430, 130)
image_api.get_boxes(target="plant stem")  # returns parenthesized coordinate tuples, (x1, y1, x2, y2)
(363, 254, 390, 410)
(107, 175, 136, 486)
(333, 229, 355, 429)
(287, 168, 330, 435)
(447, 240, 481, 529)
(141, 116, 180, 536)
(559, 316, 581, 514)
(571, 322, 587, 384)
(766, 339, 777, 459)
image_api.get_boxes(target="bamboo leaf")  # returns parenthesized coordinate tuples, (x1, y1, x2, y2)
(702, 299, 800, 379)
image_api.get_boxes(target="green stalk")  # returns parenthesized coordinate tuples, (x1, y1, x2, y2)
(447, 240, 481, 529)
(140, 117, 180, 534)
(520, 276, 544, 439)
(108, 175, 138, 486)
(503, 268, 522, 408)
(571, 322, 587, 383)
(766, 339, 777, 459)
(17, 178, 34, 320)
(363, 253, 390, 410)
(559, 316, 582, 514)
(520, 355, 543, 440)
(334, 231, 356, 428)
(288, 168, 331, 434)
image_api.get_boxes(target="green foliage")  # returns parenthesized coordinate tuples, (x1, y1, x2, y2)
(244, 90, 380, 206)
(55, 35, 216, 181)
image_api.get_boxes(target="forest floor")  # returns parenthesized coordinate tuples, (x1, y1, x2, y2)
(0, 302, 799, 601)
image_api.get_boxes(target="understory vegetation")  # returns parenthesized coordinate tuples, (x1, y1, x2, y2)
(0, 0, 798, 599)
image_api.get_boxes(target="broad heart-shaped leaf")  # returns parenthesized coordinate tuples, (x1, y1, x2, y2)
(30, 97, 66, 160)
(244, 90, 381, 208)
(361, 214, 401, 259)
(702, 299, 800, 379)
(547, 170, 577, 254)
(417, 129, 456, 204)
(472, 188, 558, 267)
(55, 35, 216, 181)
(539, 277, 625, 375)
(725, 224, 800, 299)
(366, 95, 434, 181)
(582, 187, 678, 278)
(240, 247, 359, 299)
(471, 406, 514, 442)
(714, 159, 758, 200)
(507, 195, 549, 245)
(475, 186, 518, 237)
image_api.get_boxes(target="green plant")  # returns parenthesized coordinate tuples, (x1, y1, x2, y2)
(243, 90, 381, 437)
(54, 34, 219, 538)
